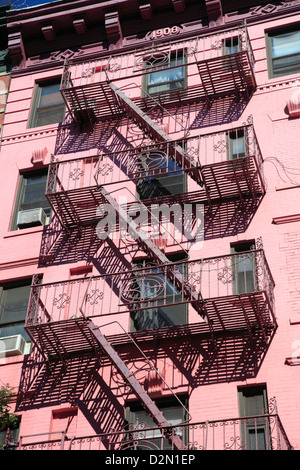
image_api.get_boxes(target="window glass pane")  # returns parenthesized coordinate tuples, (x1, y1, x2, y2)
(130, 403, 186, 449)
(132, 303, 185, 330)
(34, 106, 65, 128)
(147, 55, 185, 95)
(0, 323, 30, 340)
(0, 285, 30, 324)
(38, 83, 63, 107)
(271, 31, 300, 57)
(31, 80, 65, 127)
(229, 131, 245, 160)
(224, 37, 239, 54)
(232, 243, 255, 294)
(239, 387, 268, 451)
(137, 150, 185, 200)
(269, 29, 300, 77)
(137, 174, 184, 200)
(0, 284, 31, 340)
(249, 428, 266, 450)
(21, 176, 47, 208)
(232, 136, 245, 157)
(149, 62, 184, 86)
(244, 394, 265, 416)
(131, 262, 186, 330)
(134, 406, 183, 429)
(272, 54, 300, 76)
(19, 173, 51, 217)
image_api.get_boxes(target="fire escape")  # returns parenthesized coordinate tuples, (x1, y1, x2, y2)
(24, 23, 278, 450)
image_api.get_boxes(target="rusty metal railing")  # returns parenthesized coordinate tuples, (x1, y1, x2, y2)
(15, 398, 292, 451)
(26, 249, 275, 328)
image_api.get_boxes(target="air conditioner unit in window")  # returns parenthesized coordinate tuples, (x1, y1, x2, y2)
(17, 208, 47, 228)
(0, 335, 26, 357)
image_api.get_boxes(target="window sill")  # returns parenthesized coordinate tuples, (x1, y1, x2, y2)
(0, 353, 31, 366)
(27, 120, 64, 132)
(272, 214, 300, 224)
(1, 121, 72, 143)
(257, 73, 300, 91)
(4, 225, 46, 239)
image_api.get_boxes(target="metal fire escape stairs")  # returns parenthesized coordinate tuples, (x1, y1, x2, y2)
(109, 83, 204, 187)
(99, 185, 207, 318)
(87, 319, 189, 450)
(84, 82, 207, 448)
(97, 81, 207, 319)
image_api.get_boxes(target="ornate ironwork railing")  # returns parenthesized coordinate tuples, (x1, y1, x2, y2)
(25, 249, 275, 330)
(15, 399, 292, 450)
(46, 122, 264, 196)
(61, 23, 254, 95)
(60, 22, 256, 125)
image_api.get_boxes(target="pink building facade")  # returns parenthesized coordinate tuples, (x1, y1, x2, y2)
(0, 0, 299, 451)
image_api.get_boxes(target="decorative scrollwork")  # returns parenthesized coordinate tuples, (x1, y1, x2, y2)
(69, 168, 84, 181)
(86, 289, 104, 306)
(97, 161, 114, 176)
(107, 62, 121, 73)
(213, 139, 228, 153)
(255, 236, 263, 250)
(121, 272, 165, 303)
(217, 265, 235, 284)
(139, 150, 168, 172)
(53, 293, 70, 309)
(111, 362, 151, 391)
(211, 39, 222, 50)
(135, 50, 170, 71)
(81, 66, 93, 78)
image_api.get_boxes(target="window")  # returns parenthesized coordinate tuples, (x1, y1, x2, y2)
(238, 385, 270, 450)
(136, 149, 186, 200)
(29, 79, 65, 128)
(11, 170, 51, 230)
(222, 37, 240, 72)
(125, 397, 188, 450)
(231, 241, 256, 294)
(0, 417, 21, 450)
(267, 27, 300, 78)
(0, 279, 31, 342)
(144, 51, 186, 96)
(223, 37, 240, 55)
(130, 254, 187, 331)
(227, 129, 245, 160)
(50, 408, 78, 442)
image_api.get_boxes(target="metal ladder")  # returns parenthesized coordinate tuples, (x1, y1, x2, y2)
(99, 185, 206, 319)
(93, 83, 208, 444)
(88, 319, 187, 450)
(109, 83, 204, 186)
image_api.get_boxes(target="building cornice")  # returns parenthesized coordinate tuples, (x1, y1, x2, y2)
(6, 0, 300, 74)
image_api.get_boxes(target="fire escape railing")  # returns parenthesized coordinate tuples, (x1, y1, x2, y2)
(60, 23, 256, 125)
(15, 398, 292, 451)
(25, 249, 276, 343)
(46, 123, 265, 229)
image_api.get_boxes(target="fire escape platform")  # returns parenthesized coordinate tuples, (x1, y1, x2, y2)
(25, 291, 275, 362)
(200, 156, 265, 203)
(61, 53, 255, 125)
(46, 186, 106, 228)
(25, 318, 101, 360)
(61, 81, 120, 125)
(195, 51, 255, 100)
(46, 155, 264, 229)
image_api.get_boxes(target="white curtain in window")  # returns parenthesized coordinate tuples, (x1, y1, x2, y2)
(148, 56, 184, 93)
(149, 67, 184, 86)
